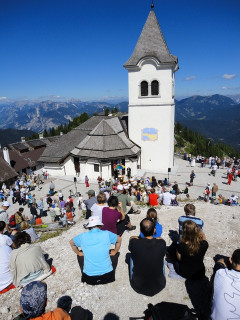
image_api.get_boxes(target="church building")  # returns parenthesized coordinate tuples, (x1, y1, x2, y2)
(38, 5, 178, 180)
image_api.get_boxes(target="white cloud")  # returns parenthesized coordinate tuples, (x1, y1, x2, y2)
(184, 76, 196, 81)
(221, 86, 228, 90)
(222, 74, 237, 80)
(0, 97, 7, 100)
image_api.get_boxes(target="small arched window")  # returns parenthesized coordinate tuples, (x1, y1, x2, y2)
(151, 80, 159, 95)
(141, 81, 148, 96)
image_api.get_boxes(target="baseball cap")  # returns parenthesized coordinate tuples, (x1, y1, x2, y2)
(86, 216, 103, 228)
(117, 185, 123, 191)
(86, 190, 95, 196)
(2, 201, 10, 207)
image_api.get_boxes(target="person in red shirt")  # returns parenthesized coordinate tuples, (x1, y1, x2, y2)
(35, 215, 43, 225)
(149, 188, 159, 206)
(228, 172, 233, 185)
(66, 208, 73, 222)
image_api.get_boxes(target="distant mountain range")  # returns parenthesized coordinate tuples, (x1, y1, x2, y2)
(0, 94, 239, 150)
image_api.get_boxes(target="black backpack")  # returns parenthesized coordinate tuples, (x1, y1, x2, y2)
(143, 302, 197, 320)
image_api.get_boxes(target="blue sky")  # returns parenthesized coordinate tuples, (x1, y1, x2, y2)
(0, 0, 239, 102)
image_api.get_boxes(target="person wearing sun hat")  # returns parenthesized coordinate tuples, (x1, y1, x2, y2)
(13, 281, 70, 320)
(70, 216, 122, 285)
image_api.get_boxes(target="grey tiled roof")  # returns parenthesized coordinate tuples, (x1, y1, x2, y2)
(38, 116, 109, 163)
(124, 9, 178, 67)
(71, 117, 140, 160)
(0, 157, 18, 182)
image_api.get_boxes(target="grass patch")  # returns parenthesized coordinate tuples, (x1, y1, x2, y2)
(39, 229, 64, 242)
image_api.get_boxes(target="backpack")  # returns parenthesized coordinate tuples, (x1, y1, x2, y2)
(9, 214, 16, 228)
(143, 302, 197, 320)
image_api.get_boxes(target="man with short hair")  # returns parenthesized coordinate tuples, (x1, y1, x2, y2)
(178, 204, 204, 237)
(128, 218, 166, 296)
(0, 201, 10, 233)
(70, 216, 121, 285)
(84, 190, 97, 219)
(211, 249, 240, 320)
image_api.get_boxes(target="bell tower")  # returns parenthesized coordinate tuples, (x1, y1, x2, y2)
(124, 6, 178, 172)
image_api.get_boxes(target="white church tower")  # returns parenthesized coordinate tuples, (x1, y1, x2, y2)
(124, 5, 178, 173)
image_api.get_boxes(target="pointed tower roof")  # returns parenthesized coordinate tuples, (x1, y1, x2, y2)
(124, 9, 178, 68)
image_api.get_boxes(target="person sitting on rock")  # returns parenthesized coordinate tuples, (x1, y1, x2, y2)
(0, 221, 13, 247)
(139, 208, 162, 238)
(159, 187, 176, 206)
(0, 243, 14, 294)
(10, 232, 54, 287)
(211, 249, 240, 320)
(20, 221, 39, 242)
(149, 188, 159, 207)
(91, 192, 107, 222)
(13, 281, 70, 320)
(69, 216, 121, 285)
(128, 218, 166, 296)
(178, 204, 204, 238)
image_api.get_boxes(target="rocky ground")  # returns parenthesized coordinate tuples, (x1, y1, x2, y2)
(1, 157, 240, 319)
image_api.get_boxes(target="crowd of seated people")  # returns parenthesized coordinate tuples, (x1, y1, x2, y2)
(1, 170, 239, 319)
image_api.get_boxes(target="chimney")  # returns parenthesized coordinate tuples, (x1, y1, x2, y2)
(21, 137, 26, 142)
(39, 133, 43, 139)
(3, 147, 10, 165)
(60, 132, 63, 136)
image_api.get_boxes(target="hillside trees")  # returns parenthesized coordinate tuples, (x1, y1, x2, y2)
(175, 122, 240, 158)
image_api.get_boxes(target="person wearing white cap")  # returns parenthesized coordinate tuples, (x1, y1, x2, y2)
(0, 201, 10, 233)
(69, 216, 122, 285)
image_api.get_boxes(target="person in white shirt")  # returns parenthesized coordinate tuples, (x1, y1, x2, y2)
(0, 221, 13, 247)
(160, 188, 176, 206)
(0, 245, 13, 292)
(0, 201, 10, 233)
(91, 192, 107, 222)
(211, 249, 240, 320)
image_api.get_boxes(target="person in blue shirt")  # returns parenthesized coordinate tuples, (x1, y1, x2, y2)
(69, 216, 122, 285)
(178, 204, 204, 238)
(140, 208, 162, 238)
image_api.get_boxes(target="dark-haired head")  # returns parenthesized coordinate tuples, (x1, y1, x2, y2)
(0, 221, 6, 232)
(146, 208, 158, 221)
(232, 249, 240, 267)
(107, 196, 119, 208)
(140, 218, 155, 237)
(184, 203, 195, 216)
(13, 231, 31, 248)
